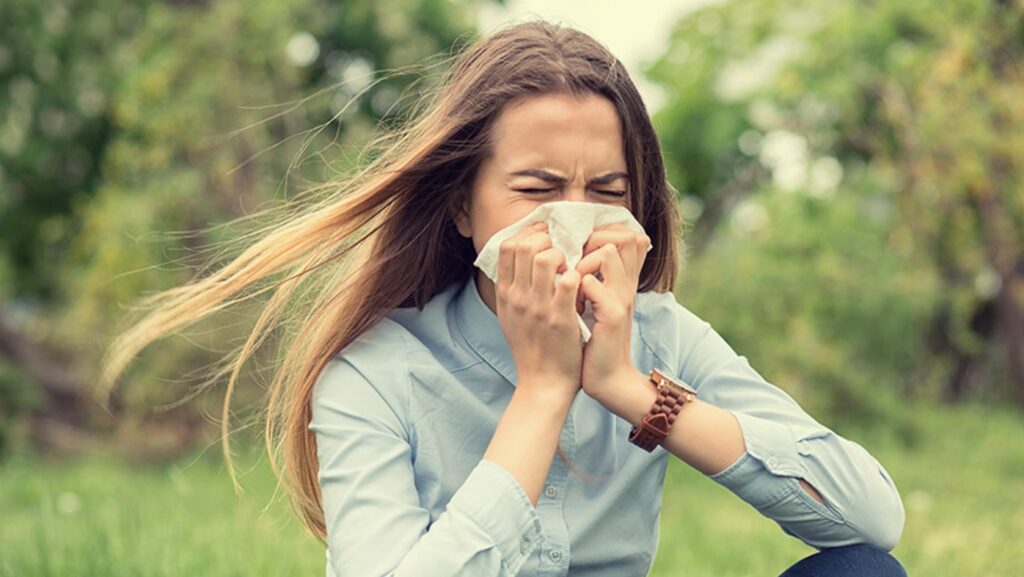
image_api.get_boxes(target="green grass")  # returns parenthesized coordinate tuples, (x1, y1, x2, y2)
(0, 447, 324, 577)
(2, 401, 1021, 576)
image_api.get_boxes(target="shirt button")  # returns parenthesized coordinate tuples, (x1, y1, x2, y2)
(766, 456, 779, 469)
(544, 484, 558, 498)
(549, 549, 563, 562)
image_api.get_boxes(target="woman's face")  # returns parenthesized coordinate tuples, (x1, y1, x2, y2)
(452, 91, 631, 310)
(454, 91, 630, 249)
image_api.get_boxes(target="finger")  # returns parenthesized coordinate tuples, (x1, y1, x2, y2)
(531, 247, 566, 301)
(515, 228, 552, 289)
(498, 222, 546, 287)
(639, 233, 652, 253)
(637, 233, 651, 261)
(501, 224, 548, 291)
(579, 271, 625, 320)
(497, 242, 514, 289)
(574, 242, 614, 278)
(575, 244, 630, 306)
(580, 237, 630, 283)
(579, 231, 643, 287)
(634, 234, 651, 282)
(581, 225, 633, 258)
(597, 243, 629, 293)
(554, 269, 583, 321)
(616, 235, 639, 284)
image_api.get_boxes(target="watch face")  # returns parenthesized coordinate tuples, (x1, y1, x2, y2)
(651, 368, 697, 396)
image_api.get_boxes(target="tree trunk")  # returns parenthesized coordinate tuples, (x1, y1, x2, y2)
(972, 184, 1024, 406)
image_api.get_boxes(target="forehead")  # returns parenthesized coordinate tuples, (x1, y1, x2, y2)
(488, 92, 625, 166)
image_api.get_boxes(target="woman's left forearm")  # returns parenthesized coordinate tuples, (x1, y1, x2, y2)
(595, 368, 827, 504)
(595, 368, 744, 475)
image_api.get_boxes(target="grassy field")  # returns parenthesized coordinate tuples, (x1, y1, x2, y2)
(2, 401, 1021, 576)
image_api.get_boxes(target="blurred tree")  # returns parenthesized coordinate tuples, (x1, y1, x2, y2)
(0, 0, 147, 456)
(650, 0, 1023, 410)
(680, 189, 938, 436)
(0, 0, 136, 300)
(0, 0, 497, 456)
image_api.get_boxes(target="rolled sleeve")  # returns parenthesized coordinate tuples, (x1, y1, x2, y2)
(709, 413, 816, 509)
(447, 459, 544, 572)
(663, 304, 905, 551)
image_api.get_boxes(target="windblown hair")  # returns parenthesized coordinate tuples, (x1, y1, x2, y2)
(99, 19, 685, 541)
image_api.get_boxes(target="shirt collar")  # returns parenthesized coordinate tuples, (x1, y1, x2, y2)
(453, 273, 520, 387)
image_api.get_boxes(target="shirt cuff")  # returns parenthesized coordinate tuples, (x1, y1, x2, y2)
(733, 411, 809, 475)
(447, 458, 544, 573)
(708, 411, 810, 506)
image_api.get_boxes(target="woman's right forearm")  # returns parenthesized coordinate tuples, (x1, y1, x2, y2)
(483, 383, 577, 507)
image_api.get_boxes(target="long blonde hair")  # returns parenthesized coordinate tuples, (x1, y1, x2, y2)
(98, 19, 684, 541)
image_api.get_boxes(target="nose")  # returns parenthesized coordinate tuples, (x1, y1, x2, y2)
(563, 185, 589, 203)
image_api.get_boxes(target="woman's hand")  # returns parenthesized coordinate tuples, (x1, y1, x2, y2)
(574, 224, 651, 405)
(496, 222, 584, 400)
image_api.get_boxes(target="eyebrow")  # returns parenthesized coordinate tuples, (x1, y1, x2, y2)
(508, 168, 630, 186)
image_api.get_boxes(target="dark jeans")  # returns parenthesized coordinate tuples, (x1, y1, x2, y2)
(778, 544, 908, 577)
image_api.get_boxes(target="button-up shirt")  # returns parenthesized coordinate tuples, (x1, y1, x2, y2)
(310, 274, 905, 576)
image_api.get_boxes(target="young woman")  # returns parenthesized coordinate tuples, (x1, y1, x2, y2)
(102, 19, 908, 577)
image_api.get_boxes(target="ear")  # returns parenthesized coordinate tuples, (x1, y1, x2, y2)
(449, 192, 472, 239)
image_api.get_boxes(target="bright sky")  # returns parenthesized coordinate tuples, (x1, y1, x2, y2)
(477, 0, 717, 112)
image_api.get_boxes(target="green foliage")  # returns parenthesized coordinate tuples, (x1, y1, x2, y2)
(0, 0, 493, 426)
(0, 0, 140, 299)
(651, 0, 1024, 413)
(787, 0, 1024, 389)
(680, 188, 939, 432)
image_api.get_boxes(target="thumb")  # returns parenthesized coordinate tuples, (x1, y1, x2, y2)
(580, 273, 613, 314)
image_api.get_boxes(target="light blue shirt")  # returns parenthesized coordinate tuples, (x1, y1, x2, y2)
(310, 274, 905, 576)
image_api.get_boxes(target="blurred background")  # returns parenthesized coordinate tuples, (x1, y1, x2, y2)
(1, 0, 1022, 575)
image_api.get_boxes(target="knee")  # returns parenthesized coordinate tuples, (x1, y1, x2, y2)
(779, 543, 908, 577)
(830, 544, 907, 577)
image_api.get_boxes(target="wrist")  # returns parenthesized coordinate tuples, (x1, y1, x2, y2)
(513, 381, 578, 413)
(591, 369, 658, 427)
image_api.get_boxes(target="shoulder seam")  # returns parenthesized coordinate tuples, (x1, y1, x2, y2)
(636, 292, 674, 374)
(680, 321, 712, 378)
(636, 292, 713, 379)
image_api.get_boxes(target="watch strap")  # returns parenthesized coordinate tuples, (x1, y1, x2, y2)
(628, 369, 696, 452)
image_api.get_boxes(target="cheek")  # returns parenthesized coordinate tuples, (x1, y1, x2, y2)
(470, 208, 536, 255)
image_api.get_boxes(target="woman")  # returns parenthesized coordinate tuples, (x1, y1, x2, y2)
(102, 19, 907, 577)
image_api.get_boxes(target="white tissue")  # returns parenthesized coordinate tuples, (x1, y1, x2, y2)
(472, 200, 652, 343)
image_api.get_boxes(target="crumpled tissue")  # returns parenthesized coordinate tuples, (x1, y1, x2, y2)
(472, 200, 651, 343)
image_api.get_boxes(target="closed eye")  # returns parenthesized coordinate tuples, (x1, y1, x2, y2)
(515, 188, 627, 197)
